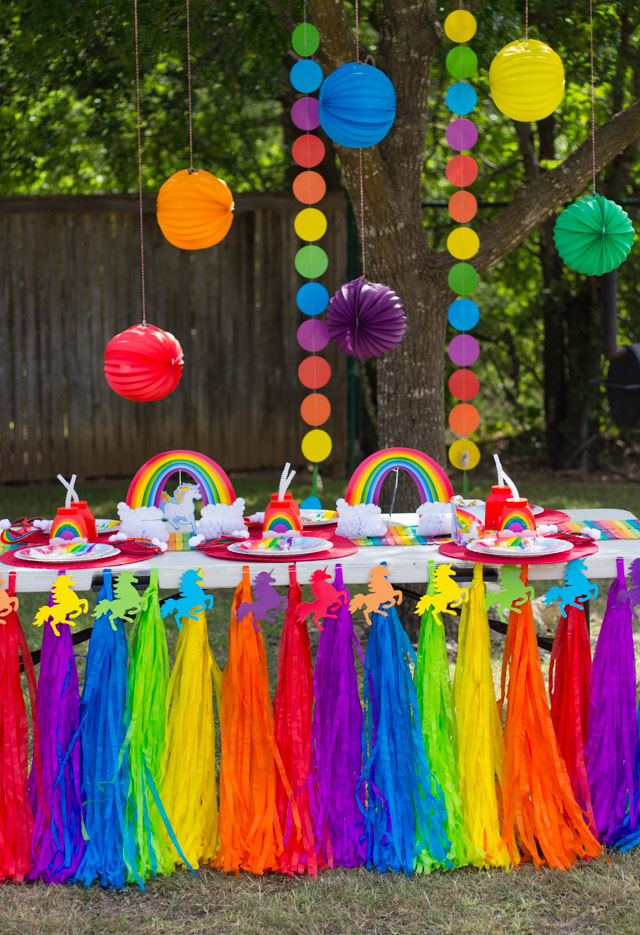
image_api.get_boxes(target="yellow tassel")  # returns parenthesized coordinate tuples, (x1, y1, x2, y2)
(453, 564, 514, 869)
(162, 610, 221, 867)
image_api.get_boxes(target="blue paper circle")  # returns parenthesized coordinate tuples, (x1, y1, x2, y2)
(319, 62, 396, 149)
(447, 298, 479, 331)
(446, 82, 477, 116)
(301, 495, 323, 509)
(296, 282, 329, 316)
(290, 60, 324, 93)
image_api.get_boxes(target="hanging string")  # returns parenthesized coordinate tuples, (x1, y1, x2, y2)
(355, 0, 366, 277)
(133, 0, 147, 327)
(589, 0, 596, 194)
(186, 0, 194, 171)
(525, 0, 529, 43)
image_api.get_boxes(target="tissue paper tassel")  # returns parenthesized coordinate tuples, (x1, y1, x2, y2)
(311, 565, 365, 868)
(75, 569, 128, 888)
(453, 564, 511, 869)
(215, 568, 283, 874)
(500, 568, 601, 868)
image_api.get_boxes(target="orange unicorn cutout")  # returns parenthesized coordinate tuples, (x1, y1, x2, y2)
(0, 576, 18, 623)
(349, 562, 403, 626)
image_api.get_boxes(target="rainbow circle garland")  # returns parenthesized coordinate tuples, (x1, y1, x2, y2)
(444, 8, 481, 478)
(290, 22, 331, 509)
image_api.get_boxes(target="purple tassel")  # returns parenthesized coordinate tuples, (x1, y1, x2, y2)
(28, 580, 85, 882)
(585, 557, 640, 844)
(311, 564, 365, 867)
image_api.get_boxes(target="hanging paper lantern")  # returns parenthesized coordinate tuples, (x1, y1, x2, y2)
(156, 169, 234, 250)
(489, 39, 565, 122)
(104, 323, 184, 401)
(318, 63, 396, 148)
(553, 194, 635, 276)
(326, 276, 406, 359)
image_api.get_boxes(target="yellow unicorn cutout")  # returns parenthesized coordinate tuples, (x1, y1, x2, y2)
(33, 574, 88, 636)
(415, 564, 468, 618)
(349, 562, 403, 626)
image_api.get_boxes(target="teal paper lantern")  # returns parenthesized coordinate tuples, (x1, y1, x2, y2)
(553, 194, 635, 276)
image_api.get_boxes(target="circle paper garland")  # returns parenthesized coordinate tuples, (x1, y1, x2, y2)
(291, 23, 333, 483)
(444, 8, 481, 477)
(553, 194, 635, 276)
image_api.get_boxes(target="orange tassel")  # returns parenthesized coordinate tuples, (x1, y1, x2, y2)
(499, 569, 602, 868)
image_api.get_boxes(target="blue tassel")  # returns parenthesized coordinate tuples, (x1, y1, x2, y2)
(75, 570, 129, 888)
(358, 605, 450, 874)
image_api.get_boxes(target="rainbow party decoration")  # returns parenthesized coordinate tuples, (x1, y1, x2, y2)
(126, 450, 235, 508)
(498, 499, 537, 534)
(444, 8, 481, 486)
(345, 447, 453, 507)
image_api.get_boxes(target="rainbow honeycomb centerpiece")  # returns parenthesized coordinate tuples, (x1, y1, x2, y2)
(498, 498, 536, 534)
(263, 493, 303, 534)
(345, 447, 453, 506)
(126, 450, 235, 508)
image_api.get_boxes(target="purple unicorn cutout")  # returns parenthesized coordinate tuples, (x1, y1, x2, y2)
(237, 570, 287, 623)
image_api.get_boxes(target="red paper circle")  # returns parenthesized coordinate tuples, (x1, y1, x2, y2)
(292, 134, 325, 168)
(300, 393, 331, 426)
(104, 323, 184, 401)
(449, 402, 479, 435)
(293, 171, 327, 204)
(448, 369, 479, 401)
(298, 356, 331, 389)
(446, 154, 478, 187)
(448, 191, 477, 223)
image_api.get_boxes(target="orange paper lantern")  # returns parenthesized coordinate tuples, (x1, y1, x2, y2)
(156, 169, 234, 250)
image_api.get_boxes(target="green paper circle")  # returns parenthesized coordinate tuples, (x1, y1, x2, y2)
(448, 262, 478, 295)
(291, 23, 320, 57)
(446, 46, 478, 80)
(553, 194, 635, 276)
(295, 244, 329, 278)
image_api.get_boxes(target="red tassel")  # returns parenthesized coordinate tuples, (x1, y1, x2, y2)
(273, 565, 320, 877)
(0, 573, 42, 880)
(549, 603, 596, 832)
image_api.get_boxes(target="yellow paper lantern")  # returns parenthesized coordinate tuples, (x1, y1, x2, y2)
(489, 39, 565, 122)
(157, 169, 234, 250)
(447, 227, 480, 260)
(444, 10, 477, 44)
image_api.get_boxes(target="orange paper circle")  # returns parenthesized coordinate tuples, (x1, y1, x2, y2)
(448, 369, 479, 401)
(449, 402, 480, 435)
(293, 171, 327, 205)
(448, 191, 477, 223)
(301, 392, 331, 426)
(156, 169, 234, 250)
(298, 356, 331, 389)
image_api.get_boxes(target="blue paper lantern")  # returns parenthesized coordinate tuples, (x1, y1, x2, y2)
(318, 62, 396, 149)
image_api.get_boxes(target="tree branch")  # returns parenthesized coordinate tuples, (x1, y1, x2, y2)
(474, 100, 640, 275)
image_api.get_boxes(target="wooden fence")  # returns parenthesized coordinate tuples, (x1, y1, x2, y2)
(0, 192, 349, 483)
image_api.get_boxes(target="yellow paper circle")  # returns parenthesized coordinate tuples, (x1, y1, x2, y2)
(447, 227, 480, 260)
(489, 39, 565, 122)
(444, 10, 477, 43)
(294, 207, 328, 242)
(301, 429, 332, 463)
(448, 438, 480, 471)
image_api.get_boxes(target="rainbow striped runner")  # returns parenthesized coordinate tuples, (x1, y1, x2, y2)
(557, 519, 640, 540)
(350, 525, 444, 547)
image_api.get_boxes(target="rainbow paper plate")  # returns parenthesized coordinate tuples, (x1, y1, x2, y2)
(95, 518, 121, 533)
(16, 543, 119, 563)
(228, 536, 332, 557)
(300, 509, 339, 526)
(467, 537, 571, 559)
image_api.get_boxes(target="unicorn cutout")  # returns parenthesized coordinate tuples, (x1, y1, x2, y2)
(33, 574, 88, 636)
(160, 568, 214, 628)
(541, 558, 598, 617)
(94, 571, 143, 628)
(626, 558, 640, 618)
(415, 564, 468, 618)
(0, 580, 18, 622)
(349, 562, 403, 626)
(485, 565, 534, 621)
(160, 483, 202, 531)
(297, 568, 349, 628)
(237, 570, 287, 624)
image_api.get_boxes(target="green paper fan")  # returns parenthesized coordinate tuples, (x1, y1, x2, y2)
(553, 194, 635, 276)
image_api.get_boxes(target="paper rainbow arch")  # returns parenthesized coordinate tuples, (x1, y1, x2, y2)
(126, 451, 235, 508)
(345, 447, 453, 506)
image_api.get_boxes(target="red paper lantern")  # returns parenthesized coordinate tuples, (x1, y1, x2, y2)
(104, 323, 184, 401)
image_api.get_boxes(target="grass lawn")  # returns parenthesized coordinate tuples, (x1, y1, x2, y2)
(0, 471, 639, 935)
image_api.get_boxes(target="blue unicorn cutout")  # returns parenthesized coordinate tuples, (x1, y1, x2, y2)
(541, 558, 598, 617)
(160, 567, 214, 628)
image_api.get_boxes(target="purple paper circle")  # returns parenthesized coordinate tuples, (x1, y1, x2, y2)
(448, 333, 479, 366)
(291, 97, 320, 131)
(297, 318, 330, 352)
(445, 118, 478, 152)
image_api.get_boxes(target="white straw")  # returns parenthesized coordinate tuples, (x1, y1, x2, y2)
(493, 453, 504, 486)
(57, 473, 79, 508)
(278, 462, 296, 499)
